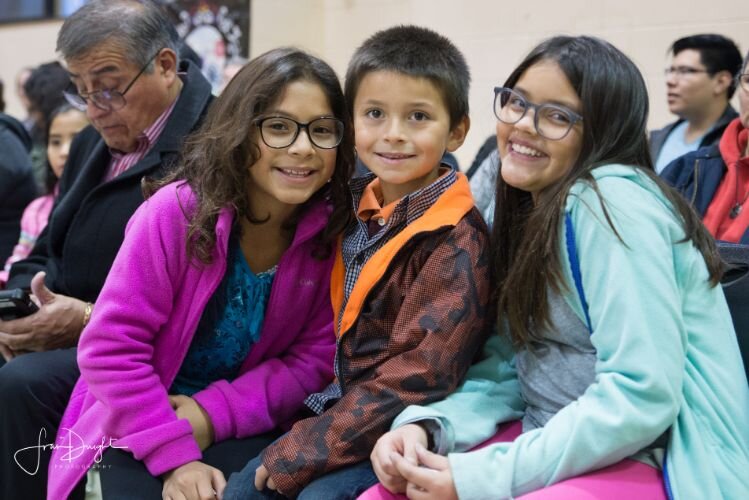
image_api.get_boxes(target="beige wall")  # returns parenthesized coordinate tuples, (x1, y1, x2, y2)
(251, 0, 749, 166)
(2, 1, 748, 167)
(0, 19, 62, 117)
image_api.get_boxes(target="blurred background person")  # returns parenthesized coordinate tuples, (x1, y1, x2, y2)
(651, 34, 742, 174)
(14, 67, 34, 132)
(0, 104, 89, 286)
(23, 61, 70, 190)
(0, 78, 37, 267)
(662, 49, 749, 243)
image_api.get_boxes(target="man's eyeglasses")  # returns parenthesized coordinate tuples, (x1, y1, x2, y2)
(256, 116, 345, 150)
(63, 50, 162, 112)
(736, 73, 749, 92)
(664, 66, 709, 78)
(493, 87, 582, 141)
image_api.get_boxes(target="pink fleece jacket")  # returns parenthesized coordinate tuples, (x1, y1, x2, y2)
(47, 182, 336, 499)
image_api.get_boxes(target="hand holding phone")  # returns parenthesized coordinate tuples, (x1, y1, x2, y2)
(0, 288, 40, 321)
(0, 272, 86, 356)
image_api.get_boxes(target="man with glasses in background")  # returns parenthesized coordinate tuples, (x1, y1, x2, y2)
(0, 1, 212, 498)
(662, 53, 749, 244)
(651, 34, 742, 173)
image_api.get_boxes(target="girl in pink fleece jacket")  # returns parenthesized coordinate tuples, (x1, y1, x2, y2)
(46, 47, 354, 500)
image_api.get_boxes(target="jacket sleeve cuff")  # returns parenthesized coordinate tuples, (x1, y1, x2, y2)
(392, 405, 452, 454)
(192, 381, 234, 443)
(449, 446, 513, 500)
(262, 449, 304, 498)
(138, 419, 203, 476)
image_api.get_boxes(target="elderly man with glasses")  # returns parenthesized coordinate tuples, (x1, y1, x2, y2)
(650, 34, 742, 174)
(0, 1, 212, 498)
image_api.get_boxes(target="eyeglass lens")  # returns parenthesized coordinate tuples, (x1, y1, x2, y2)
(664, 66, 707, 77)
(64, 88, 126, 112)
(738, 74, 749, 92)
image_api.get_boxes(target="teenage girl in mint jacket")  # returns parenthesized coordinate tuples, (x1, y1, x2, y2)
(47, 48, 354, 500)
(369, 36, 749, 500)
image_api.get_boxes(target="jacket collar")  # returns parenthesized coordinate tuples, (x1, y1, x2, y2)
(113, 60, 212, 183)
(211, 197, 331, 264)
(671, 104, 738, 144)
(291, 198, 331, 247)
(331, 173, 474, 337)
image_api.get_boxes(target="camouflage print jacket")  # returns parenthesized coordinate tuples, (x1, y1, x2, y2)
(261, 175, 492, 497)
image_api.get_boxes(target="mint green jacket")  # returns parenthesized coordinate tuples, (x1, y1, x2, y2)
(393, 165, 749, 499)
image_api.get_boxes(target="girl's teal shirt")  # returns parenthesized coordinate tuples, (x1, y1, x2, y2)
(393, 164, 749, 499)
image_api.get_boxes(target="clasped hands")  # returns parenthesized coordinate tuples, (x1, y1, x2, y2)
(252, 423, 459, 499)
(0, 272, 87, 361)
(370, 423, 459, 500)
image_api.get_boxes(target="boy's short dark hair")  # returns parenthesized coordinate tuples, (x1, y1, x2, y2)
(345, 25, 470, 128)
(671, 34, 743, 98)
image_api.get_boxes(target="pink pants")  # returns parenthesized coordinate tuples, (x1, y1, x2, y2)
(358, 421, 667, 500)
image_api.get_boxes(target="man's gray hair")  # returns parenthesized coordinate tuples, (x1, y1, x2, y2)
(57, 0, 179, 70)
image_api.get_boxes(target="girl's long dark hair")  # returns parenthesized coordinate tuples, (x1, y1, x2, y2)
(492, 35, 722, 345)
(146, 47, 354, 264)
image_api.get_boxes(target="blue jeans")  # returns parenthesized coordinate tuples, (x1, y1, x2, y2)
(224, 454, 378, 500)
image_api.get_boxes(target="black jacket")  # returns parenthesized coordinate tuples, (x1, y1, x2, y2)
(0, 113, 37, 264)
(649, 105, 737, 166)
(661, 143, 749, 244)
(6, 61, 213, 299)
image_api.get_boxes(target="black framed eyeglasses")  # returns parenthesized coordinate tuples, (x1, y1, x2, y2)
(256, 116, 344, 149)
(736, 73, 749, 92)
(63, 49, 163, 112)
(493, 87, 582, 141)
(663, 66, 709, 78)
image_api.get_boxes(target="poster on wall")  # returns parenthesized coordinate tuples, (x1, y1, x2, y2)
(166, 0, 250, 94)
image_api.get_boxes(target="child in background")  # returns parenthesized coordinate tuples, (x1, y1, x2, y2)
(22, 61, 71, 189)
(371, 35, 749, 500)
(224, 25, 491, 500)
(0, 104, 88, 286)
(46, 47, 354, 500)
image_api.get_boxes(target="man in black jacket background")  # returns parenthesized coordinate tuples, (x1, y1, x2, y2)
(0, 1, 213, 498)
(0, 81, 37, 266)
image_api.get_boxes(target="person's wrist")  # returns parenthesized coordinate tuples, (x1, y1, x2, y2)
(194, 400, 215, 445)
(414, 421, 436, 451)
(82, 301, 93, 328)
